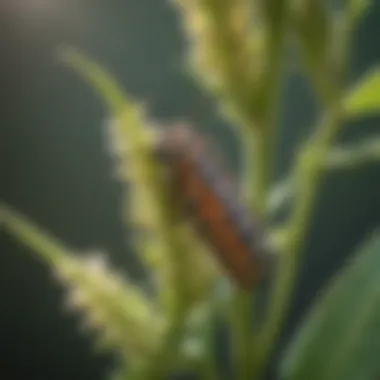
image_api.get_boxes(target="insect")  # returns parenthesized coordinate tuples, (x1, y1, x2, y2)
(153, 123, 274, 290)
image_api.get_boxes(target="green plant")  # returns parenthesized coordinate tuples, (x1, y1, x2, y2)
(2, 1, 380, 379)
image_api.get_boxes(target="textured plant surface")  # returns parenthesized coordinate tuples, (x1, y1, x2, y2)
(2, 1, 380, 379)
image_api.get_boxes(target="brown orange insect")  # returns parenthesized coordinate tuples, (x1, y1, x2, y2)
(153, 123, 274, 290)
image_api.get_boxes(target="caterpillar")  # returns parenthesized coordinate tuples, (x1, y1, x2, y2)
(153, 123, 274, 290)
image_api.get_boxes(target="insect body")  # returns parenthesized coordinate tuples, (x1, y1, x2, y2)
(153, 124, 273, 290)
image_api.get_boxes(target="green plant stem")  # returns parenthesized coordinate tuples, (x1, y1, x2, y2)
(131, 169, 193, 380)
(231, 127, 265, 380)
(259, 0, 290, 204)
(198, 305, 220, 380)
(251, 103, 344, 379)
(230, 290, 255, 380)
(232, 4, 289, 379)
(249, 4, 358, 375)
(241, 129, 266, 217)
(233, 123, 271, 380)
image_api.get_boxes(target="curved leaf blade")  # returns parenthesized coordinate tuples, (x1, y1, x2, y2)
(280, 231, 380, 380)
(344, 67, 380, 117)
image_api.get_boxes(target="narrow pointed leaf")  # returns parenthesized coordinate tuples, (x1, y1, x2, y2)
(58, 46, 126, 115)
(344, 68, 380, 117)
(326, 136, 380, 170)
(348, 0, 372, 25)
(281, 231, 380, 380)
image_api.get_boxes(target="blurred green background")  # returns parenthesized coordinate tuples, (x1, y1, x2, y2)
(1, 1, 380, 379)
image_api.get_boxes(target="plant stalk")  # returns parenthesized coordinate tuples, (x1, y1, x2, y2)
(232, 3, 290, 379)
(248, 3, 358, 376)
(251, 102, 344, 379)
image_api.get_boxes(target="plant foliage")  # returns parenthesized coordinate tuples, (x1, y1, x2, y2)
(2, 1, 380, 379)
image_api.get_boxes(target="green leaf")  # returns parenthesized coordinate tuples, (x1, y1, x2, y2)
(57, 46, 126, 115)
(348, 0, 372, 25)
(280, 231, 380, 380)
(326, 136, 380, 170)
(344, 67, 380, 117)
